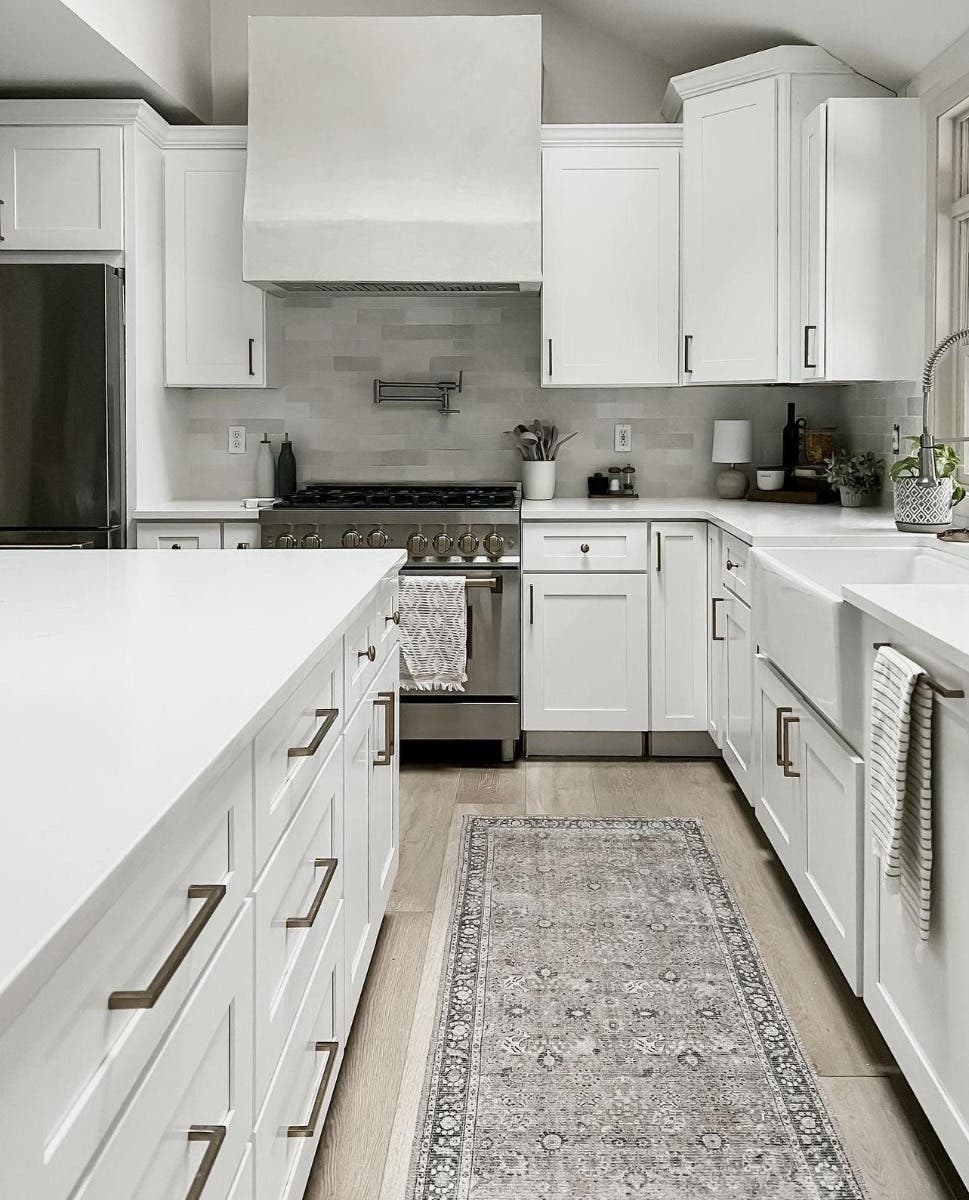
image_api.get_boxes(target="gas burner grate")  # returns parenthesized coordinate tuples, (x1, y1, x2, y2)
(275, 484, 519, 510)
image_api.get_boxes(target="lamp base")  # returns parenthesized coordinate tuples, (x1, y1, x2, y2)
(715, 467, 749, 499)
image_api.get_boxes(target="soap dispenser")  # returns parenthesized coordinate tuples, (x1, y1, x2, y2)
(256, 433, 276, 498)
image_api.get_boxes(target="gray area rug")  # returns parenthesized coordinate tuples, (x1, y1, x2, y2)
(407, 816, 867, 1198)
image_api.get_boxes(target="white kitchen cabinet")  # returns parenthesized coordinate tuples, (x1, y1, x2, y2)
(541, 126, 681, 387)
(136, 521, 223, 550)
(0, 125, 123, 250)
(369, 654, 400, 930)
(707, 525, 726, 748)
(672, 46, 889, 384)
(649, 522, 707, 731)
(164, 141, 281, 388)
(798, 98, 922, 382)
(722, 592, 754, 800)
(522, 573, 648, 732)
(754, 656, 863, 992)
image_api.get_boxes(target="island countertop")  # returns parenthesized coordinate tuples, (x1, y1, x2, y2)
(0, 548, 404, 1025)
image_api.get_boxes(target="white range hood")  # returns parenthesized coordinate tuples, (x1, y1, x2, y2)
(243, 14, 542, 294)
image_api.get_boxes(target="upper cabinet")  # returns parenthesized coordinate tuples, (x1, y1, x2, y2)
(0, 125, 123, 250)
(799, 99, 922, 383)
(669, 47, 894, 385)
(541, 126, 681, 388)
(164, 136, 281, 388)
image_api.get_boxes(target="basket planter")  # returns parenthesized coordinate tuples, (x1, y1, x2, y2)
(838, 487, 865, 508)
(522, 461, 557, 500)
(893, 476, 954, 533)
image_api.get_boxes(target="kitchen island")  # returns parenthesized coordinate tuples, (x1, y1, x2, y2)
(0, 547, 403, 1200)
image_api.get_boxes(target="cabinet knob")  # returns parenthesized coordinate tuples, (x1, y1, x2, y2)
(385, 611, 401, 625)
(726, 558, 738, 571)
(170, 543, 182, 550)
(358, 644, 376, 662)
(580, 543, 590, 554)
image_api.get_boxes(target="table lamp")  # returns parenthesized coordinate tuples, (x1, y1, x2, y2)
(712, 419, 752, 499)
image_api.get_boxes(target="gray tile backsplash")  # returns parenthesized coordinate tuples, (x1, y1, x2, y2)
(184, 295, 877, 498)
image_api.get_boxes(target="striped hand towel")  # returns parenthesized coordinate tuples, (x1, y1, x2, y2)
(869, 646, 934, 943)
(398, 575, 468, 693)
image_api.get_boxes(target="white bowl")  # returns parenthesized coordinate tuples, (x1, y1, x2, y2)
(756, 468, 786, 491)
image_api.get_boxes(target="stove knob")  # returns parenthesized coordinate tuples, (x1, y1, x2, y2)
(457, 529, 479, 557)
(432, 530, 453, 557)
(342, 527, 362, 549)
(275, 531, 297, 550)
(368, 526, 389, 549)
(407, 530, 428, 558)
(483, 530, 504, 560)
(301, 531, 322, 549)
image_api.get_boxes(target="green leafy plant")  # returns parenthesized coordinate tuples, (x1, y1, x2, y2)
(505, 420, 577, 461)
(889, 437, 966, 506)
(822, 450, 884, 495)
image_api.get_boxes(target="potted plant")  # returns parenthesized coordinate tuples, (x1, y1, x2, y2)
(505, 420, 577, 500)
(822, 450, 884, 507)
(890, 437, 966, 532)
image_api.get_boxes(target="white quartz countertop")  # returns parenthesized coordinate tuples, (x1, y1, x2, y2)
(133, 499, 268, 521)
(0, 548, 404, 1025)
(844, 584, 969, 677)
(521, 497, 907, 544)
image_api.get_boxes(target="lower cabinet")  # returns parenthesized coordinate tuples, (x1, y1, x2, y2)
(754, 656, 863, 992)
(649, 522, 707, 731)
(135, 520, 260, 549)
(522, 572, 649, 731)
(722, 592, 754, 800)
(707, 524, 726, 748)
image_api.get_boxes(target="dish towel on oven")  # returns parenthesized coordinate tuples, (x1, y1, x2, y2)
(869, 645, 935, 943)
(397, 575, 468, 693)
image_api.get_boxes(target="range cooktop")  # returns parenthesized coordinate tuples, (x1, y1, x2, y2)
(274, 483, 520, 510)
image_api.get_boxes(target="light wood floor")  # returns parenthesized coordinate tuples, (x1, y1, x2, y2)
(306, 757, 968, 1200)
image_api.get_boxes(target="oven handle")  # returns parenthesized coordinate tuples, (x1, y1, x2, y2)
(464, 576, 502, 592)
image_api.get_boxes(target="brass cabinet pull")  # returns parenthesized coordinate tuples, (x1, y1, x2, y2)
(358, 644, 376, 662)
(781, 713, 800, 778)
(373, 690, 396, 766)
(288, 707, 339, 758)
(288, 1040, 339, 1138)
(385, 610, 400, 625)
(725, 558, 739, 571)
(711, 596, 724, 641)
(529, 583, 534, 625)
(248, 337, 255, 376)
(547, 337, 553, 377)
(803, 324, 817, 370)
(655, 531, 662, 572)
(186, 1125, 226, 1200)
(108, 884, 226, 1009)
(775, 705, 792, 767)
(286, 858, 338, 928)
(0, 198, 4, 242)
(684, 333, 693, 373)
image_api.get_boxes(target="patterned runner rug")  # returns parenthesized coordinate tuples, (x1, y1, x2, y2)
(406, 816, 867, 1199)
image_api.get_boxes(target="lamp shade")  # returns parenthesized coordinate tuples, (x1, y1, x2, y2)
(712, 419, 752, 464)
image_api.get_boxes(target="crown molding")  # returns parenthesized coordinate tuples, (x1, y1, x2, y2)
(165, 125, 247, 149)
(661, 45, 860, 121)
(0, 98, 173, 146)
(541, 123, 683, 149)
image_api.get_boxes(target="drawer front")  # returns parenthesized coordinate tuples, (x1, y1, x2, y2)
(254, 640, 344, 870)
(74, 905, 254, 1200)
(721, 531, 750, 603)
(0, 749, 253, 1200)
(374, 574, 401, 658)
(255, 910, 346, 1200)
(135, 521, 222, 550)
(254, 742, 344, 1107)
(523, 521, 648, 571)
(223, 521, 262, 550)
(344, 599, 379, 712)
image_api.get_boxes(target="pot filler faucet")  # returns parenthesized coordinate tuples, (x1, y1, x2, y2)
(917, 328, 969, 486)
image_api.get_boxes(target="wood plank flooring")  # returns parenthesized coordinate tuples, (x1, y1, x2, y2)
(306, 757, 967, 1200)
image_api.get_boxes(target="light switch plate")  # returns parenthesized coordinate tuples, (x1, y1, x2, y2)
(228, 426, 246, 455)
(614, 424, 632, 452)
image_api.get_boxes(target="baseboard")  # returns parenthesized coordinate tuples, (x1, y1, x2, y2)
(648, 731, 720, 758)
(524, 731, 646, 758)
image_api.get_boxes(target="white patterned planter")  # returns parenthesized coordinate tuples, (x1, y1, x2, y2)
(522, 460, 556, 500)
(893, 476, 954, 533)
(838, 487, 864, 508)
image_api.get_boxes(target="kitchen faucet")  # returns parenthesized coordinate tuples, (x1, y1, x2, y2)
(917, 328, 969, 486)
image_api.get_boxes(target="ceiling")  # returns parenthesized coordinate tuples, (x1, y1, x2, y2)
(550, 0, 969, 90)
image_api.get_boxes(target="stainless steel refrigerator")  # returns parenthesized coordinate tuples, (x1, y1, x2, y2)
(0, 264, 125, 548)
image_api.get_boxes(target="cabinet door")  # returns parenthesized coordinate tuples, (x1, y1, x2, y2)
(369, 653, 399, 931)
(522, 573, 648, 732)
(722, 594, 754, 800)
(649, 522, 707, 731)
(682, 78, 778, 383)
(135, 521, 222, 549)
(0, 125, 123, 250)
(798, 102, 826, 380)
(753, 655, 802, 878)
(707, 525, 726, 747)
(542, 144, 680, 387)
(165, 147, 275, 388)
(796, 705, 863, 991)
(343, 699, 374, 1021)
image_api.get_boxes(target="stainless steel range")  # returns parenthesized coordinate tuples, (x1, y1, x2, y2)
(260, 483, 521, 759)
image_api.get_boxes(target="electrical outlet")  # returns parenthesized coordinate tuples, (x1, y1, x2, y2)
(228, 425, 246, 455)
(614, 423, 632, 453)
